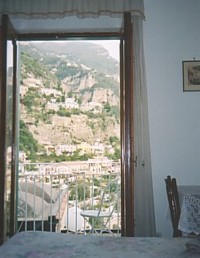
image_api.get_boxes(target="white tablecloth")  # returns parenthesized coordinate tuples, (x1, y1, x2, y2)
(0, 231, 194, 258)
(178, 185, 200, 234)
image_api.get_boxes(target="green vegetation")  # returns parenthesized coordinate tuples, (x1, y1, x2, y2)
(109, 136, 120, 147)
(20, 51, 59, 87)
(69, 180, 90, 201)
(19, 120, 44, 161)
(21, 88, 41, 112)
(55, 63, 87, 80)
(57, 108, 71, 117)
(21, 52, 46, 79)
(36, 150, 94, 163)
(105, 148, 121, 161)
(91, 73, 119, 97)
(103, 104, 120, 119)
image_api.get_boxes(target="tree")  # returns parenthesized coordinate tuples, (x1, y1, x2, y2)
(69, 180, 90, 201)
(19, 120, 41, 160)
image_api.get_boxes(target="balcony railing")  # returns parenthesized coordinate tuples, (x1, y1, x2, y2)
(17, 162, 121, 236)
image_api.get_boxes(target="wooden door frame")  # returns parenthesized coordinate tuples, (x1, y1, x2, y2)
(120, 12, 134, 237)
(0, 22, 7, 245)
(0, 14, 18, 245)
(0, 12, 134, 242)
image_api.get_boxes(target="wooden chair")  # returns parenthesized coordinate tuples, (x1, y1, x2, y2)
(164, 175, 182, 237)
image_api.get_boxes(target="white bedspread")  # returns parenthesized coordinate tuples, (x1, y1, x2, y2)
(0, 231, 198, 258)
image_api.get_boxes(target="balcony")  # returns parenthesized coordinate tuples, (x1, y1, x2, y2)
(17, 162, 121, 236)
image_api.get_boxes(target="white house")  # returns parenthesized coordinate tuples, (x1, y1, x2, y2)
(64, 98, 79, 109)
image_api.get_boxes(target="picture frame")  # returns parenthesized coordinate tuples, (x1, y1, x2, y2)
(183, 60, 200, 91)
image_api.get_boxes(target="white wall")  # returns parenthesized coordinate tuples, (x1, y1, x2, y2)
(144, 0, 200, 236)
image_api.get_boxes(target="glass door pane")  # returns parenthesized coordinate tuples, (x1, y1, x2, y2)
(5, 40, 14, 238)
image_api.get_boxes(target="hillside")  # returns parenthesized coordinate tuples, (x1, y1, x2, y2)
(19, 41, 120, 163)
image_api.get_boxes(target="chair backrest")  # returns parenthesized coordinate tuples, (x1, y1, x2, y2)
(98, 177, 120, 217)
(164, 175, 182, 237)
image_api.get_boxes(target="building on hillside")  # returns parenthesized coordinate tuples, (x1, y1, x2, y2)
(77, 142, 93, 155)
(64, 98, 79, 109)
(87, 157, 113, 174)
(19, 151, 27, 163)
(44, 145, 56, 155)
(80, 101, 103, 113)
(20, 85, 29, 98)
(38, 163, 74, 175)
(55, 144, 77, 156)
(92, 142, 105, 156)
(41, 88, 62, 97)
(46, 102, 60, 112)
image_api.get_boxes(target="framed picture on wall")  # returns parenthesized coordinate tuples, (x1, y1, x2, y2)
(183, 60, 200, 91)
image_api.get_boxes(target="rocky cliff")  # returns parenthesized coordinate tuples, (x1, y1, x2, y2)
(19, 41, 120, 161)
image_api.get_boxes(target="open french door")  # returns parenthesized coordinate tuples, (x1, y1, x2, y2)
(0, 12, 134, 243)
(0, 14, 18, 245)
(120, 12, 135, 237)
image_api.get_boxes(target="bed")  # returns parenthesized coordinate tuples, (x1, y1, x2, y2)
(0, 231, 199, 258)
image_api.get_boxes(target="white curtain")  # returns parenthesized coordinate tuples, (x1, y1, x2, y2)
(133, 16, 156, 236)
(0, 0, 156, 236)
(0, 0, 144, 19)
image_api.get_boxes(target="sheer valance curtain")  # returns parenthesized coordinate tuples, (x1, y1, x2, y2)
(0, 0, 156, 237)
(0, 0, 144, 19)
